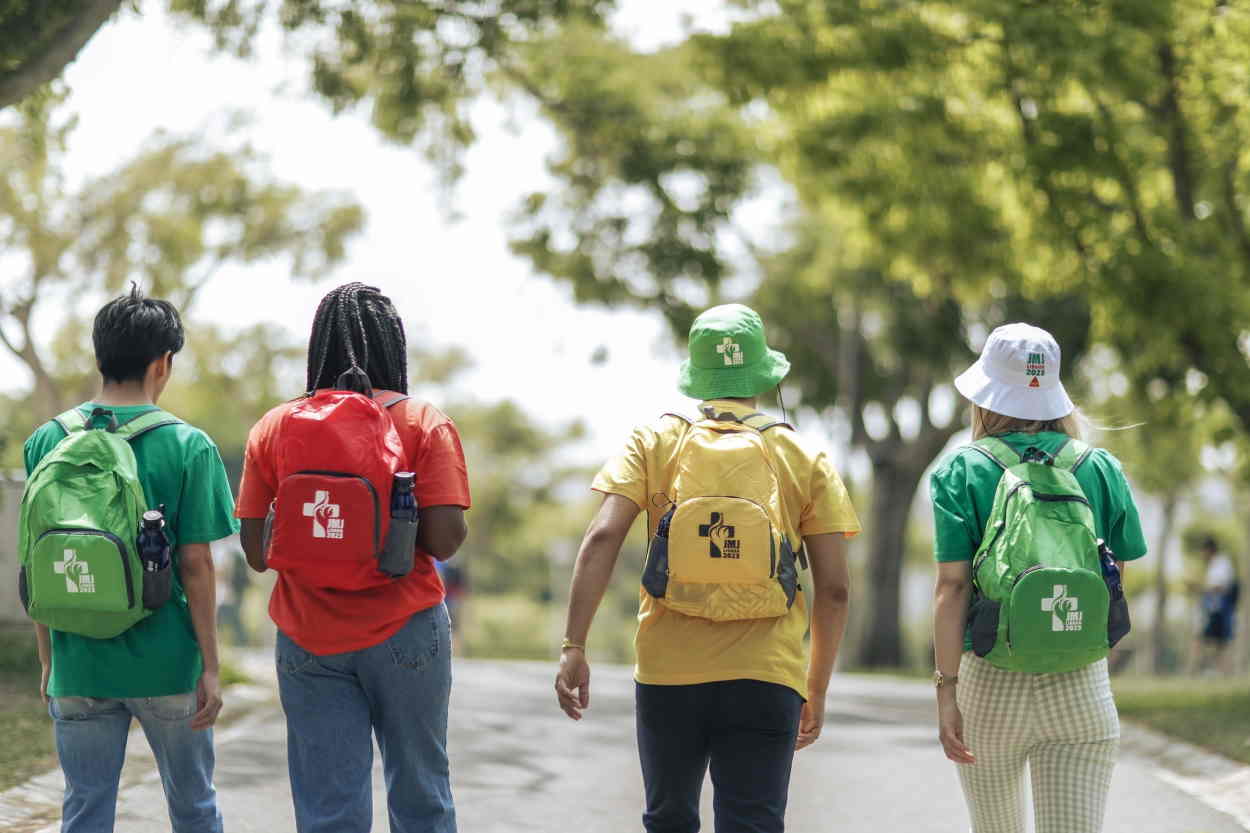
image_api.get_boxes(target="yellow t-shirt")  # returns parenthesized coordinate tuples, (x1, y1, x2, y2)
(592, 399, 862, 699)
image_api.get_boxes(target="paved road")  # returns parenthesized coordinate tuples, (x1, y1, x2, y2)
(8, 660, 1246, 833)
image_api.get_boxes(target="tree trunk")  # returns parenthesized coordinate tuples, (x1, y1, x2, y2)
(0, 0, 125, 111)
(858, 446, 930, 668)
(1151, 493, 1179, 674)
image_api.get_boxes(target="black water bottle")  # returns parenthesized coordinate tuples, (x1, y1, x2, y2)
(1099, 538, 1132, 646)
(139, 509, 170, 571)
(642, 507, 674, 599)
(138, 507, 173, 609)
(1097, 539, 1123, 599)
(379, 472, 419, 577)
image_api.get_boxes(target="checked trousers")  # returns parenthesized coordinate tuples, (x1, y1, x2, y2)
(955, 653, 1120, 833)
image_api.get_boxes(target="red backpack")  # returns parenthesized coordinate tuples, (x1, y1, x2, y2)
(265, 389, 409, 590)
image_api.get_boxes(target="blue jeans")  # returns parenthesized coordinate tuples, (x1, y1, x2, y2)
(49, 692, 221, 833)
(276, 603, 456, 833)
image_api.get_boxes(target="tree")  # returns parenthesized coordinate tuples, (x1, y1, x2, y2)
(0, 0, 126, 111)
(504, 20, 1099, 665)
(0, 93, 363, 420)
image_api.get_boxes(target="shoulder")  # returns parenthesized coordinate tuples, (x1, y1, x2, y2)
(156, 415, 224, 458)
(23, 418, 70, 469)
(930, 444, 993, 485)
(390, 397, 457, 434)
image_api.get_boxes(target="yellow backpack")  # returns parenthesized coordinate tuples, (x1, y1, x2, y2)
(641, 407, 806, 622)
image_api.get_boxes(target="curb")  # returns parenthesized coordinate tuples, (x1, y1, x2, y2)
(1120, 720, 1250, 830)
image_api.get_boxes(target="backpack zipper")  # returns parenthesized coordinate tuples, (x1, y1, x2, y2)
(1031, 492, 1091, 506)
(34, 528, 135, 610)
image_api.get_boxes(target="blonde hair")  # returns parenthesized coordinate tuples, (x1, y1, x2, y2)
(971, 404, 1083, 441)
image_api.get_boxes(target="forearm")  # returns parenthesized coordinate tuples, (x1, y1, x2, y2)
(933, 583, 971, 677)
(179, 548, 220, 674)
(35, 623, 51, 667)
(807, 587, 849, 696)
(563, 535, 623, 645)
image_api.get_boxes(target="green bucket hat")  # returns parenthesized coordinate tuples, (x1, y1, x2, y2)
(677, 304, 791, 399)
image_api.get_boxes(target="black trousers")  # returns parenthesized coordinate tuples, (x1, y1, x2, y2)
(636, 679, 804, 833)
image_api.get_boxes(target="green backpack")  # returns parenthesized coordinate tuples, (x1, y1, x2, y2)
(18, 407, 181, 639)
(967, 436, 1120, 674)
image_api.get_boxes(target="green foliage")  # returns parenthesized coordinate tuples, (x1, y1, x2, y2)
(169, 0, 613, 180)
(0, 95, 363, 430)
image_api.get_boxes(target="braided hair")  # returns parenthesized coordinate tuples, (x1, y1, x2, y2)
(306, 283, 409, 394)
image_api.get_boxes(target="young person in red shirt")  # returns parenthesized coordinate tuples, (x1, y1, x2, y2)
(236, 283, 470, 833)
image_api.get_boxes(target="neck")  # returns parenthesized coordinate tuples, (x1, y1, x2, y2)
(95, 382, 156, 407)
(711, 396, 758, 408)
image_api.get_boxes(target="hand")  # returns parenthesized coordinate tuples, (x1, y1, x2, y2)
(937, 692, 975, 764)
(796, 691, 826, 751)
(39, 663, 50, 705)
(554, 649, 590, 720)
(191, 670, 223, 730)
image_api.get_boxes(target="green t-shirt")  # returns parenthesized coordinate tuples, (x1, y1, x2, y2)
(24, 403, 240, 698)
(929, 432, 1148, 649)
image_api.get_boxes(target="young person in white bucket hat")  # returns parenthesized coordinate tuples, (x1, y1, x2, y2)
(929, 323, 1147, 833)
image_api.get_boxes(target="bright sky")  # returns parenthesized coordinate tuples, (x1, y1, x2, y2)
(11, 1, 805, 464)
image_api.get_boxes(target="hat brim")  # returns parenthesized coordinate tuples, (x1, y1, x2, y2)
(678, 348, 791, 400)
(954, 359, 1075, 421)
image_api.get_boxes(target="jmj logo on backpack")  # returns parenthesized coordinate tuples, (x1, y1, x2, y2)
(302, 490, 344, 540)
(698, 512, 741, 559)
(1041, 585, 1083, 632)
(54, 550, 94, 594)
(715, 337, 745, 367)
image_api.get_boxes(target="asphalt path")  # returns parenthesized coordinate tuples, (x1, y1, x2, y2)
(7, 659, 1246, 833)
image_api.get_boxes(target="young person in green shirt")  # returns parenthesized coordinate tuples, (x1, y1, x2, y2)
(26, 286, 239, 833)
(930, 323, 1147, 833)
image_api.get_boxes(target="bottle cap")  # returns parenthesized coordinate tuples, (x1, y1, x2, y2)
(395, 471, 415, 488)
(142, 510, 164, 527)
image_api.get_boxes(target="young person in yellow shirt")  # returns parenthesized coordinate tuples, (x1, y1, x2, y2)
(553, 304, 861, 833)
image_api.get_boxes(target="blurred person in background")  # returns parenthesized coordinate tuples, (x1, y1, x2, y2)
(1189, 536, 1240, 675)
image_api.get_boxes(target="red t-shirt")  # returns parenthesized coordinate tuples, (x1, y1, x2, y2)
(235, 391, 471, 655)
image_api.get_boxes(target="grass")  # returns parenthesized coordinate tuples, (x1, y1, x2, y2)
(1114, 675, 1250, 765)
(0, 628, 252, 795)
(0, 627, 56, 793)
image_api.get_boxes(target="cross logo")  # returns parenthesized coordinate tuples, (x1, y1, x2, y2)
(303, 490, 344, 540)
(698, 512, 740, 559)
(53, 550, 94, 594)
(1041, 585, 1082, 632)
(715, 337, 745, 366)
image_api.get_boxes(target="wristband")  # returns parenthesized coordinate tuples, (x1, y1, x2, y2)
(561, 638, 586, 652)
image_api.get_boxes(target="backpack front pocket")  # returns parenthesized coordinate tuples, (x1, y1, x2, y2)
(1007, 566, 1109, 672)
(269, 471, 385, 589)
(31, 529, 135, 613)
(661, 496, 788, 621)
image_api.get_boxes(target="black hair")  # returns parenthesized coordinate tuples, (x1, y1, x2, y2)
(1202, 536, 1220, 553)
(92, 283, 185, 384)
(306, 282, 408, 394)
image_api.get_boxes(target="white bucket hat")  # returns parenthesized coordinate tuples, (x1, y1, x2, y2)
(954, 323, 1075, 421)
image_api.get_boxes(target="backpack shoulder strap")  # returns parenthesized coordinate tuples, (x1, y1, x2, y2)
(113, 409, 184, 443)
(1054, 438, 1093, 473)
(52, 409, 88, 435)
(968, 436, 1021, 471)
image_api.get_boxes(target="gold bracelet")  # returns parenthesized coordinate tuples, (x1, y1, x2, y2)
(561, 638, 586, 652)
